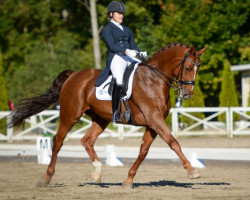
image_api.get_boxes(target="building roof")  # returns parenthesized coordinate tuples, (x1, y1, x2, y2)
(231, 64, 250, 71)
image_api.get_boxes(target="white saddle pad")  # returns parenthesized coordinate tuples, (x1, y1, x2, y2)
(96, 63, 138, 101)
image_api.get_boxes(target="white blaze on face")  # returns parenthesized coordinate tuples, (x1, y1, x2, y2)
(191, 65, 198, 91)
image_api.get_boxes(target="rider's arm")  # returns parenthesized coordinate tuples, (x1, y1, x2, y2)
(128, 29, 141, 52)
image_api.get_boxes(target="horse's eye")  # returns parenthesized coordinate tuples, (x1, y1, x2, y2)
(185, 67, 192, 72)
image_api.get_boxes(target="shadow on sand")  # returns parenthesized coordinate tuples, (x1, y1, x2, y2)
(77, 180, 230, 189)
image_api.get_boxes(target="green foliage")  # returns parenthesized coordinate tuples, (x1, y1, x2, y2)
(1, 0, 92, 101)
(219, 59, 239, 107)
(43, 133, 54, 138)
(7, 30, 91, 100)
(0, 0, 249, 108)
(0, 50, 8, 111)
(152, 0, 250, 106)
(218, 59, 240, 121)
(0, 49, 8, 135)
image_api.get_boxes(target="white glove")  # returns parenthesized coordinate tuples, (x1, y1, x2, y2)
(139, 51, 147, 58)
(126, 49, 138, 58)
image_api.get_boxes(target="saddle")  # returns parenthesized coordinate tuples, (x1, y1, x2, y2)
(108, 62, 136, 96)
(95, 62, 138, 125)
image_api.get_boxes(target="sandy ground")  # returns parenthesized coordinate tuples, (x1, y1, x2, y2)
(0, 160, 249, 200)
(1, 136, 250, 200)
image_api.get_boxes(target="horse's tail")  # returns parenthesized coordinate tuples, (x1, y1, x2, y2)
(7, 70, 75, 129)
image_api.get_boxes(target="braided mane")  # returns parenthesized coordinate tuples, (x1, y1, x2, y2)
(147, 42, 190, 62)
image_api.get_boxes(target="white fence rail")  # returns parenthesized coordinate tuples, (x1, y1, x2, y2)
(0, 107, 250, 142)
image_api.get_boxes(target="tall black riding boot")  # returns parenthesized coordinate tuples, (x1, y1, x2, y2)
(112, 81, 123, 123)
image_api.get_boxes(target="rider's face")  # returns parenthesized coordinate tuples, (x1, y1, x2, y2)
(112, 12, 124, 24)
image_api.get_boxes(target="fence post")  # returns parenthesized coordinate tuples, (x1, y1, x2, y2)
(171, 108, 178, 137)
(7, 116, 13, 143)
(118, 124, 124, 140)
(228, 107, 233, 138)
(30, 116, 37, 127)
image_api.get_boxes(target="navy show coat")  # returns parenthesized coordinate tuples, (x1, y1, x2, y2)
(95, 22, 141, 87)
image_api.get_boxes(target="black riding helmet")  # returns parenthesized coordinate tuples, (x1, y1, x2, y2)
(107, 1, 126, 17)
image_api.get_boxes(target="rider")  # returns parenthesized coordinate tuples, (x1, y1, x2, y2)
(95, 1, 147, 123)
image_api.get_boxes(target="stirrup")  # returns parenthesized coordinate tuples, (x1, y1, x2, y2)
(112, 111, 121, 123)
(122, 98, 131, 123)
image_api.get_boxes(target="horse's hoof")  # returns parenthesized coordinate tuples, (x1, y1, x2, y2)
(188, 170, 201, 179)
(91, 160, 102, 184)
(92, 173, 101, 184)
(36, 174, 50, 187)
(122, 181, 133, 189)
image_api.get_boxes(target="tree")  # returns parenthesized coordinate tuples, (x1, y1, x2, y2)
(0, 49, 8, 135)
(7, 30, 90, 101)
(77, 0, 102, 69)
(0, 0, 249, 106)
(152, 0, 250, 106)
(218, 59, 239, 121)
(90, 0, 101, 69)
(0, 49, 8, 111)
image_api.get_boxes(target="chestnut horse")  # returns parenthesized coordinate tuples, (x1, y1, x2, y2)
(8, 43, 206, 188)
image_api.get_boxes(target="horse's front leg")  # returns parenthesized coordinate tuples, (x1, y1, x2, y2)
(81, 117, 109, 184)
(123, 128, 157, 189)
(149, 114, 200, 179)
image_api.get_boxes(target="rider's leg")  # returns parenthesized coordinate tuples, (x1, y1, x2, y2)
(112, 80, 123, 122)
(110, 54, 127, 85)
(110, 55, 127, 123)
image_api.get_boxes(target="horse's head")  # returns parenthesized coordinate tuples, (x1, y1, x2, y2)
(174, 46, 206, 99)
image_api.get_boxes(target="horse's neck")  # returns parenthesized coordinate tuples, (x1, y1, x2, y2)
(147, 49, 181, 78)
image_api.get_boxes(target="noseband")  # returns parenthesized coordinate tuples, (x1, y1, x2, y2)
(138, 50, 200, 90)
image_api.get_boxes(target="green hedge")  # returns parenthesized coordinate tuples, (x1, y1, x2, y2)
(218, 59, 240, 121)
(0, 50, 8, 135)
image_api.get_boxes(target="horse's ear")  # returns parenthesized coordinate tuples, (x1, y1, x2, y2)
(189, 46, 196, 55)
(198, 46, 207, 57)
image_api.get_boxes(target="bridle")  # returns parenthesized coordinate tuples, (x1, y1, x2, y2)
(176, 51, 200, 85)
(137, 50, 200, 90)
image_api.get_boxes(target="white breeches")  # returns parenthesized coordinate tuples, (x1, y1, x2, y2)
(110, 54, 140, 85)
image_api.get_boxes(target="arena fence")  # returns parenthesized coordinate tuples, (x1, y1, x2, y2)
(0, 107, 250, 142)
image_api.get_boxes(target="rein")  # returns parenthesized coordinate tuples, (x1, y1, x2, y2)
(137, 50, 200, 90)
(138, 57, 178, 89)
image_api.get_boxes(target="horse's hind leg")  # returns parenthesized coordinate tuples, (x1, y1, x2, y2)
(123, 128, 157, 188)
(81, 115, 109, 184)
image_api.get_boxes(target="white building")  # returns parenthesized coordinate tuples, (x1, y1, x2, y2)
(231, 64, 250, 107)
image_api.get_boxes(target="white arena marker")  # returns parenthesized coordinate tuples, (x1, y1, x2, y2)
(188, 152, 205, 168)
(105, 145, 124, 167)
(37, 137, 52, 165)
